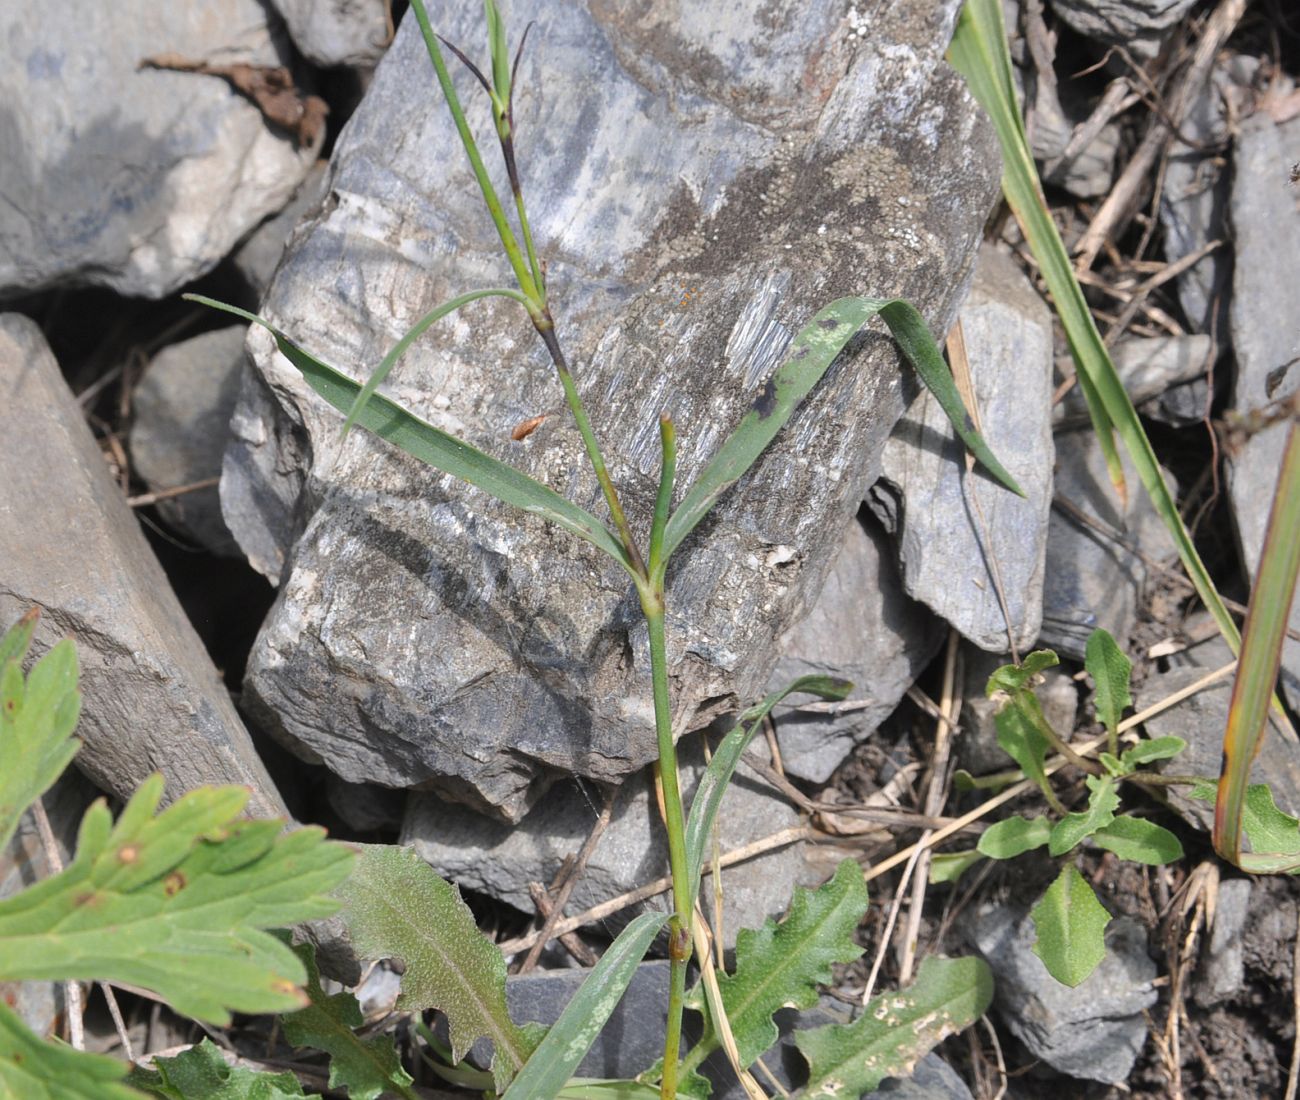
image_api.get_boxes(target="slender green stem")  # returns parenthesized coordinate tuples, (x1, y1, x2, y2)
(538, 322, 647, 578)
(648, 416, 677, 582)
(408, 0, 541, 308)
(642, 593, 691, 1100)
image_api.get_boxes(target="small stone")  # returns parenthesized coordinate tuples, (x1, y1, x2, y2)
(870, 245, 1054, 654)
(269, 0, 392, 68)
(0, 314, 286, 818)
(969, 904, 1157, 1084)
(403, 738, 802, 950)
(130, 326, 246, 555)
(232, 163, 331, 299)
(766, 514, 943, 785)
(1048, 0, 1200, 48)
(0, 0, 319, 299)
(1055, 334, 1213, 427)
(1039, 428, 1177, 661)
(1194, 877, 1251, 1006)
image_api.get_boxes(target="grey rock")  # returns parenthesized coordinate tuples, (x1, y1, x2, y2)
(1026, 74, 1121, 200)
(1055, 334, 1213, 426)
(1194, 877, 1251, 1006)
(403, 738, 802, 949)
(270, 0, 392, 68)
(1140, 374, 1213, 427)
(233, 163, 331, 299)
(1039, 428, 1177, 660)
(0, 314, 286, 818)
(970, 905, 1157, 1084)
(1158, 55, 1260, 334)
(959, 647, 1078, 777)
(0, 770, 97, 1037)
(766, 513, 943, 785)
(1137, 632, 1300, 832)
(1043, 119, 1121, 200)
(1226, 108, 1300, 713)
(130, 326, 246, 555)
(228, 0, 1002, 819)
(870, 245, 1054, 654)
(324, 773, 405, 833)
(494, 962, 971, 1098)
(1048, 0, 1199, 47)
(0, 0, 319, 299)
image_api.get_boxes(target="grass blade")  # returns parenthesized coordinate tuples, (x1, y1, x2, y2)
(184, 296, 634, 577)
(501, 911, 668, 1100)
(949, 0, 1245, 660)
(661, 296, 1023, 566)
(340, 288, 529, 437)
(1214, 422, 1300, 869)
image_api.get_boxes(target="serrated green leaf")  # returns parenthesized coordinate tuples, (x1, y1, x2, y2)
(0, 999, 140, 1100)
(1091, 816, 1184, 865)
(1031, 865, 1109, 987)
(929, 850, 984, 884)
(978, 815, 1052, 860)
(1085, 630, 1131, 740)
(0, 774, 352, 1024)
(1099, 752, 1125, 777)
(986, 650, 1059, 697)
(280, 940, 416, 1100)
(1049, 776, 1119, 856)
(795, 956, 993, 1098)
(183, 296, 633, 578)
(332, 845, 540, 1091)
(685, 676, 850, 910)
(1120, 737, 1187, 769)
(683, 860, 865, 1071)
(128, 1039, 304, 1099)
(0, 634, 82, 851)
(993, 698, 1051, 795)
(502, 911, 667, 1100)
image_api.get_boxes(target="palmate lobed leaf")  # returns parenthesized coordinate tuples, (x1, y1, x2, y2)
(0, 1000, 139, 1100)
(332, 845, 542, 1092)
(128, 1039, 305, 1099)
(0, 774, 354, 1024)
(794, 956, 993, 1098)
(280, 940, 416, 1100)
(0, 616, 82, 852)
(683, 860, 865, 1071)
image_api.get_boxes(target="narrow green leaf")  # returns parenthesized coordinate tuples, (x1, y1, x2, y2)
(128, 1039, 305, 1099)
(0, 775, 352, 1024)
(993, 699, 1052, 798)
(949, 0, 1247, 680)
(1215, 423, 1300, 868)
(484, 0, 511, 107)
(1091, 816, 1184, 865)
(1085, 630, 1132, 741)
(869, 295, 1025, 498)
(682, 860, 865, 1072)
(183, 296, 633, 577)
(1099, 752, 1126, 777)
(795, 956, 994, 1098)
(929, 849, 985, 884)
(1049, 775, 1119, 856)
(332, 845, 540, 1091)
(662, 296, 1023, 565)
(684, 676, 851, 910)
(502, 911, 667, 1100)
(1119, 736, 1186, 769)
(340, 288, 529, 437)
(0, 634, 81, 851)
(1030, 865, 1110, 987)
(986, 650, 1059, 697)
(557, 1083, 663, 1099)
(0, 999, 140, 1100)
(978, 815, 1052, 859)
(280, 940, 417, 1100)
